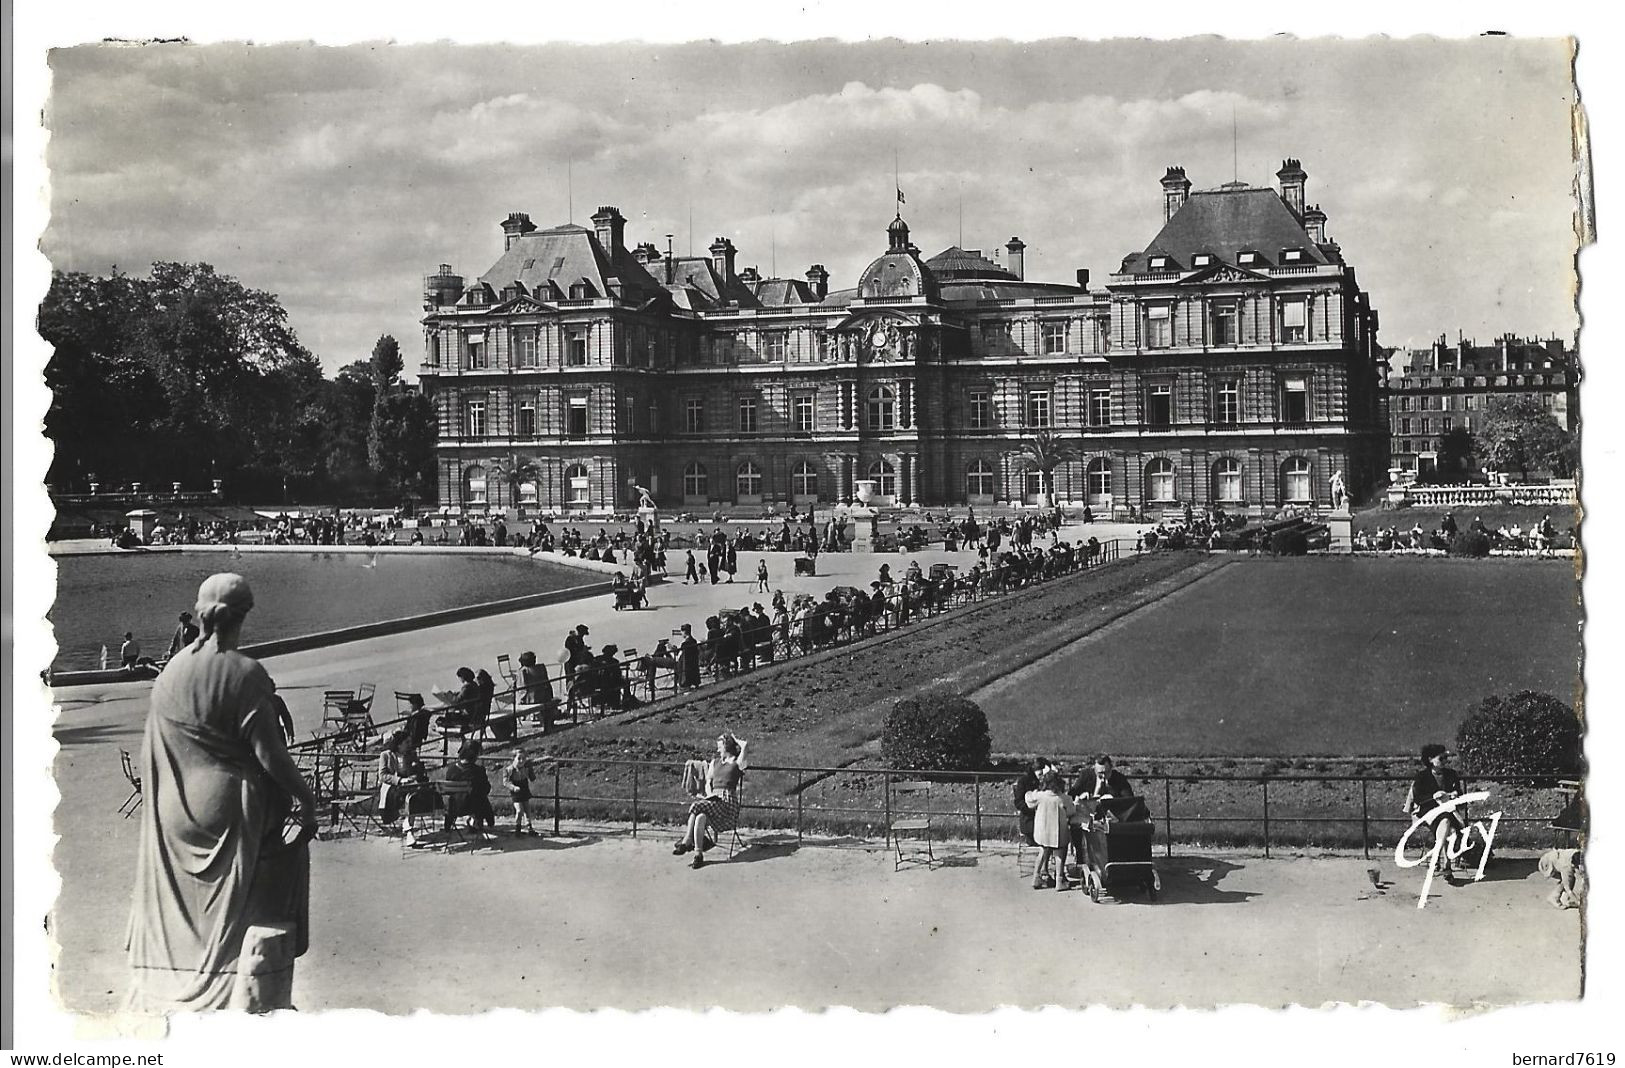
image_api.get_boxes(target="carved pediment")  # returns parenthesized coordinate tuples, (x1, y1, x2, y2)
(1180, 262, 1269, 286)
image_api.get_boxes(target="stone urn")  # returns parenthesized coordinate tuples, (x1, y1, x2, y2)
(855, 479, 878, 506)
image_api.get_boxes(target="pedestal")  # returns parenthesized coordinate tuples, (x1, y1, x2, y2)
(848, 506, 878, 552)
(1328, 503, 1354, 552)
(636, 505, 660, 530)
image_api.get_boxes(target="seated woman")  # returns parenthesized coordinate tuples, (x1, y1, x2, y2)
(673, 732, 749, 868)
(436, 667, 482, 732)
(442, 738, 497, 839)
(376, 728, 430, 827)
(517, 651, 556, 711)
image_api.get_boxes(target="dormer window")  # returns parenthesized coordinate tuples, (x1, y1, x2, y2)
(1192, 253, 1214, 268)
(569, 282, 592, 300)
(1281, 248, 1306, 264)
(1238, 251, 1261, 266)
(1148, 255, 1171, 272)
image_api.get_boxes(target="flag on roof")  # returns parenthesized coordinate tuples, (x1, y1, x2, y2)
(897, 187, 906, 204)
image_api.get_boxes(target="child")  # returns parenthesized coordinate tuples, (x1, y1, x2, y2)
(505, 750, 536, 836)
(755, 558, 770, 593)
(1024, 770, 1078, 891)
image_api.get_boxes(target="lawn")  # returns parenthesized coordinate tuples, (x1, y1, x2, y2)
(973, 556, 1581, 757)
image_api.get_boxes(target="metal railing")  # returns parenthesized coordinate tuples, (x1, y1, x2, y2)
(294, 752, 1577, 856)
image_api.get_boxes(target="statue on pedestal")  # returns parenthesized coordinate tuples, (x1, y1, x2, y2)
(634, 485, 660, 529)
(1330, 470, 1348, 511)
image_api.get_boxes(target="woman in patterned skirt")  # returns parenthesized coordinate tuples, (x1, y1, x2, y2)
(673, 732, 749, 868)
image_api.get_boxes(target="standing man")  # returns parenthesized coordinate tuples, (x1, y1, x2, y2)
(166, 612, 199, 659)
(120, 632, 143, 670)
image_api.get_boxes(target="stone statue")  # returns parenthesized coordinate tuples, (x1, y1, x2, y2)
(1330, 470, 1347, 510)
(634, 485, 657, 510)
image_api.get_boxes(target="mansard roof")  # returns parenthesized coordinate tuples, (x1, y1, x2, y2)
(925, 246, 1018, 281)
(752, 277, 818, 306)
(1119, 186, 1334, 275)
(479, 223, 666, 302)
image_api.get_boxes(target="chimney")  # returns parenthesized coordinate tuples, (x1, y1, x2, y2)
(665, 234, 676, 285)
(1005, 237, 1026, 281)
(739, 265, 761, 285)
(1161, 166, 1192, 222)
(1276, 159, 1308, 218)
(1303, 203, 1328, 244)
(631, 241, 661, 264)
(1075, 268, 1091, 290)
(591, 206, 627, 257)
(709, 236, 737, 286)
(805, 264, 829, 300)
(501, 211, 537, 250)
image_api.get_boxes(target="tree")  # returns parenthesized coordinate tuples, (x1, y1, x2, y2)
(369, 388, 437, 502)
(1007, 429, 1081, 503)
(1456, 690, 1583, 784)
(498, 459, 542, 510)
(1475, 395, 1578, 479)
(370, 334, 403, 388)
(1435, 426, 1475, 481)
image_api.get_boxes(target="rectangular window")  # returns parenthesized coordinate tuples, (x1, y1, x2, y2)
(567, 331, 588, 366)
(968, 389, 992, 429)
(1442, 416, 1453, 432)
(426, 334, 441, 367)
(1146, 382, 1173, 426)
(1088, 386, 1112, 427)
(517, 401, 537, 438)
(763, 331, 788, 361)
(1026, 390, 1052, 428)
(1281, 299, 1308, 343)
(685, 398, 705, 434)
(1420, 418, 1431, 434)
(464, 399, 486, 437)
(648, 401, 660, 433)
(980, 322, 1004, 352)
(1145, 304, 1172, 349)
(1041, 321, 1066, 355)
(1281, 375, 1309, 423)
(1238, 251, 1260, 266)
(1399, 396, 1412, 411)
(1400, 418, 1412, 435)
(793, 394, 815, 434)
(466, 335, 488, 370)
(1464, 395, 1477, 411)
(623, 396, 636, 432)
(1281, 248, 1305, 263)
(519, 332, 539, 367)
(1215, 380, 1241, 424)
(1210, 303, 1239, 346)
(566, 397, 588, 438)
(1096, 316, 1112, 352)
(738, 395, 759, 433)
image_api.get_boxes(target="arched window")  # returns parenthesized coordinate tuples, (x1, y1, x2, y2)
(736, 460, 764, 502)
(967, 459, 996, 500)
(683, 462, 709, 503)
(564, 463, 590, 506)
(869, 459, 897, 498)
(1281, 457, 1312, 503)
(791, 460, 819, 501)
(1213, 457, 1243, 503)
(1144, 458, 1176, 502)
(1086, 458, 1112, 506)
(464, 464, 487, 505)
(867, 386, 897, 431)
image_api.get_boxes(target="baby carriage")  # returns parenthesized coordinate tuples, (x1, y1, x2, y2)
(1081, 796, 1159, 903)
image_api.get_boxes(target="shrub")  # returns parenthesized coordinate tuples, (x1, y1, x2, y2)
(1270, 529, 1309, 556)
(1455, 690, 1583, 784)
(1448, 531, 1493, 557)
(881, 691, 992, 772)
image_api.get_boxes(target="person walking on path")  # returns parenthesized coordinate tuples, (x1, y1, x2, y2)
(125, 572, 317, 1013)
(755, 558, 770, 593)
(684, 549, 698, 584)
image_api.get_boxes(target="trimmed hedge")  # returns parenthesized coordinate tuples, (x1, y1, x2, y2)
(1456, 690, 1583, 784)
(1270, 529, 1309, 556)
(881, 691, 992, 772)
(1448, 531, 1493, 557)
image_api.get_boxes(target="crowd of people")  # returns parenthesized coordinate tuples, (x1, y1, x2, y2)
(1013, 755, 1139, 892)
(1354, 512, 1567, 554)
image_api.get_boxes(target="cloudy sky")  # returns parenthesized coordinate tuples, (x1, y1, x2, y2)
(42, 36, 1579, 375)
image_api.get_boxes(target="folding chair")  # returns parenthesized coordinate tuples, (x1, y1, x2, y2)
(118, 748, 143, 818)
(889, 783, 934, 871)
(336, 702, 377, 751)
(320, 689, 356, 732)
(496, 654, 516, 688)
(354, 681, 377, 712)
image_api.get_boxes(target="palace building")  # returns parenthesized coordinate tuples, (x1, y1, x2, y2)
(418, 159, 1388, 515)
